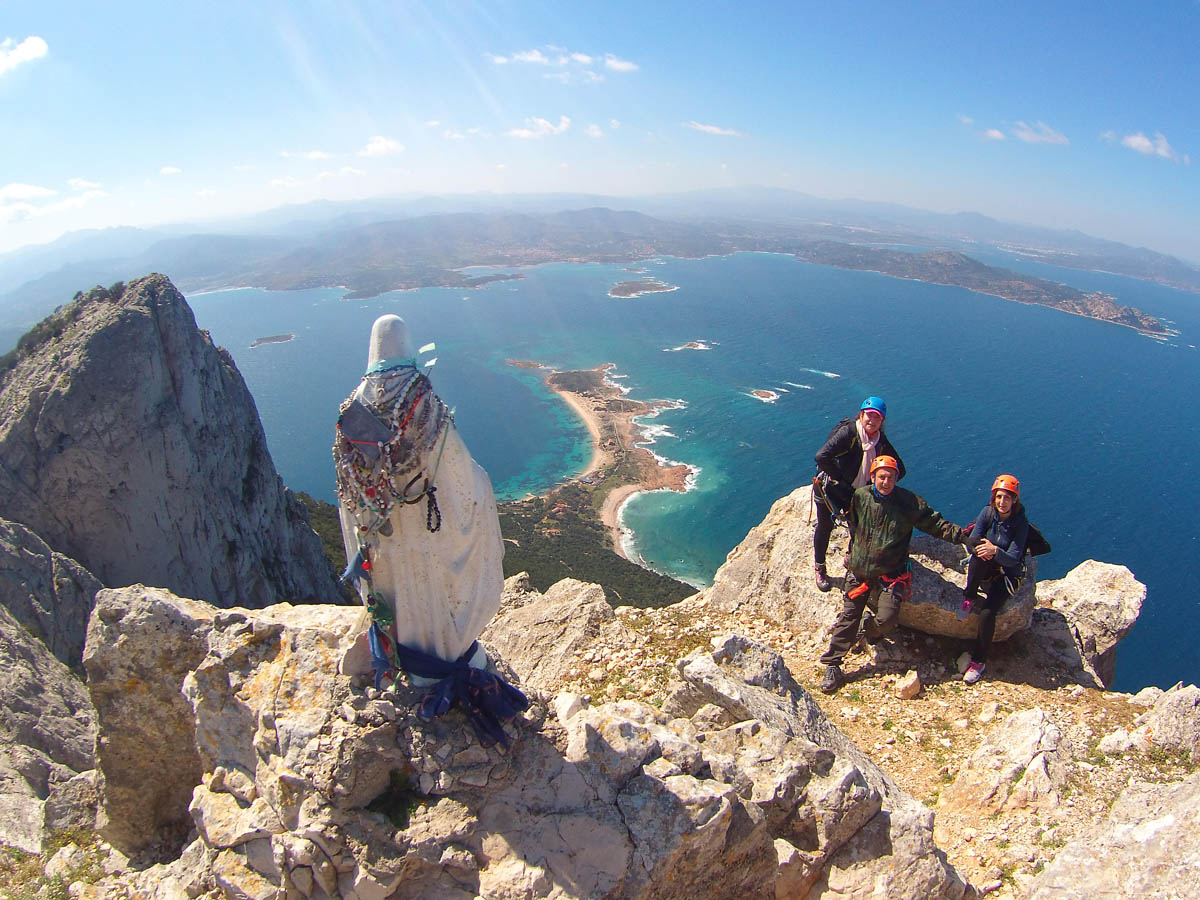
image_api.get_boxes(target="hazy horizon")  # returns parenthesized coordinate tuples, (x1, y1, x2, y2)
(3, 2, 1198, 260)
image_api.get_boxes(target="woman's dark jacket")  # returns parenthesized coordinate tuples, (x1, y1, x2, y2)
(969, 502, 1030, 577)
(815, 418, 906, 508)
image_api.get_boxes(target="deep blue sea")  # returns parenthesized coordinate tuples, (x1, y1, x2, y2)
(187, 252, 1199, 693)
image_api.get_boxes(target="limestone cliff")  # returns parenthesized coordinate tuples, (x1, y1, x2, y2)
(0, 274, 340, 608)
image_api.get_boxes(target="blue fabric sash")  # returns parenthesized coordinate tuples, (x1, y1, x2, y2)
(376, 635, 528, 748)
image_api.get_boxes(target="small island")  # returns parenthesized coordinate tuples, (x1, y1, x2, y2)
(749, 389, 779, 403)
(249, 333, 295, 348)
(664, 340, 715, 352)
(608, 278, 680, 299)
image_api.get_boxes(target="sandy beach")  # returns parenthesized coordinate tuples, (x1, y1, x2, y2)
(507, 360, 693, 560)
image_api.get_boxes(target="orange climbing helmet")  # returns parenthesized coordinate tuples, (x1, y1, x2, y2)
(871, 455, 899, 475)
(991, 474, 1020, 498)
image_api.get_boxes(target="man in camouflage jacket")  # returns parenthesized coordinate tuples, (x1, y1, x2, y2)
(819, 455, 978, 693)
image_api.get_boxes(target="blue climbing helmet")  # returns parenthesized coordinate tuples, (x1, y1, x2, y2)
(860, 396, 887, 417)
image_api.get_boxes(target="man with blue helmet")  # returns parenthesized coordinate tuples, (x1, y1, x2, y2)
(811, 396, 905, 592)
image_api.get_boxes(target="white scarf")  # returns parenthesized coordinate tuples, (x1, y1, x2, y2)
(853, 417, 879, 488)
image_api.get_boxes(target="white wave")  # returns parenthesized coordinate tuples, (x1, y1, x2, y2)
(783, 381, 814, 390)
(775, 386, 790, 393)
(801, 367, 840, 378)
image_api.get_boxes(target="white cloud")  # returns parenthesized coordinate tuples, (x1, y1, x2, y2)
(0, 185, 106, 224)
(570, 52, 593, 65)
(507, 115, 571, 139)
(160, 166, 182, 176)
(512, 49, 549, 64)
(317, 166, 365, 181)
(233, 163, 256, 172)
(68, 177, 101, 190)
(196, 188, 216, 197)
(983, 128, 1006, 141)
(496, 163, 507, 170)
(0, 182, 56, 201)
(957, 114, 974, 126)
(282, 149, 333, 160)
(359, 136, 404, 156)
(1011, 120, 1069, 145)
(1117, 130, 1187, 163)
(604, 54, 638, 72)
(443, 128, 465, 140)
(684, 120, 743, 137)
(487, 53, 509, 64)
(610, 119, 621, 129)
(585, 123, 604, 138)
(0, 36, 48, 76)
(424, 119, 441, 127)
(270, 176, 302, 188)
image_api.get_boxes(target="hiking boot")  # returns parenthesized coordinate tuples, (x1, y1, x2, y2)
(814, 564, 832, 593)
(819, 664, 843, 694)
(963, 661, 986, 684)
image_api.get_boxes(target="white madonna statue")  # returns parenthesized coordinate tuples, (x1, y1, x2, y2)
(334, 315, 503, 673)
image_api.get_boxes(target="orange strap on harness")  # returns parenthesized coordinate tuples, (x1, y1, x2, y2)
(847, 580, 871, 600)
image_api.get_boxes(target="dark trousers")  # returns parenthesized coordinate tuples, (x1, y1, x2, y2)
(820, 576, 901, 666)
(812, 478, 852, 567)
(965, 556, 1019, 663)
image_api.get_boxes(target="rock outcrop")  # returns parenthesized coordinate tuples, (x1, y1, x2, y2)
(0, 515, 102, 670)
(1025, 772, 1200, 899)
(79, 583, 968, 899)
(704, 486, 1037, 642)
(0, 603, 96, 853)
(0, 275, 339, 609)
(702, 486, 1145, 689)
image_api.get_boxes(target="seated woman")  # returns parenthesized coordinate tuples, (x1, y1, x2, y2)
(960, 474, 1029, 685)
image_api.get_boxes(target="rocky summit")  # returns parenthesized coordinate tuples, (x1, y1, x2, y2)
(0, 273, 1197, 900)
(0, 275, 340, 610)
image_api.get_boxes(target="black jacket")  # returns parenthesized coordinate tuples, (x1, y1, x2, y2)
(815, 418, 906, 507)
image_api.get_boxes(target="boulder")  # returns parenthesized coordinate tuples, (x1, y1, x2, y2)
(81, 585, 966, 899)
(0, 516, 102, 670)
(0, 274, 340, 609)
(1134, 683, 1200, 763)
(1025, 772, 1200, 900)
(0, 603, 96, 853)
(938, 708, 1067, 815)
(83, 585, 220, 859)
(1035, 561, 1145, 686)
(704, 486, 1035, 642)
(481, 576, 626, 692)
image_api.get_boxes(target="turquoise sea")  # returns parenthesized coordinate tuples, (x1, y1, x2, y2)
(187, 252, 1200, 693)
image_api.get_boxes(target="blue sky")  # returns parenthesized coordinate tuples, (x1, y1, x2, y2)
(2, 1, 1198, 261)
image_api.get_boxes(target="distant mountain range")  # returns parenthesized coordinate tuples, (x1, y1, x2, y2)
(1, 188, 1196, 350)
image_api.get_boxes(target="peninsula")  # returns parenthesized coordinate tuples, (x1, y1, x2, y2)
(503, 360, 693, 562)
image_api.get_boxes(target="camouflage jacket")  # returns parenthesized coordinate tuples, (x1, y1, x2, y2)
(847, 484, 964, 579)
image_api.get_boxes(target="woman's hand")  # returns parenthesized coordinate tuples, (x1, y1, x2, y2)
(975, 539, 998, 560)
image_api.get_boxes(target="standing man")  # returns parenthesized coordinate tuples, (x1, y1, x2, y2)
(812, 397, 905, 592)
(818, 455, 978, 694)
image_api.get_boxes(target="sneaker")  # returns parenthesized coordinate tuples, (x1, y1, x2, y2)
(819, 664, 843, 693)
(814, 564, 832, 593)
(963, 661, 986, 684)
